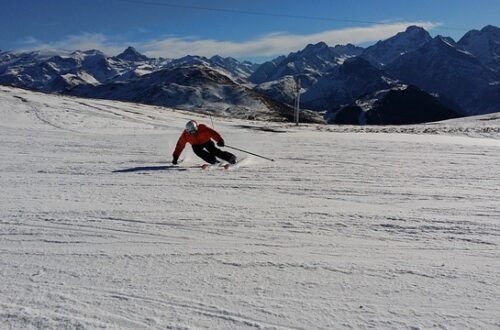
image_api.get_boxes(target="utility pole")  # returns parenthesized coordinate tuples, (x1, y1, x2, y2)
(294, 77, 301, 126)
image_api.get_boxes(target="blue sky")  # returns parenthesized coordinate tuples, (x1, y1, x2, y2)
(1, 0, 498, 62)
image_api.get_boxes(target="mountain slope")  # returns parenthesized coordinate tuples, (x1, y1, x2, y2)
(388, 36, 500, 115)
(458, 25, 500, 77)
(361, 25, 432, 67)
(330, 85, 462, 125)
(300, 57, 396, 111)
(249, 42, 363, 84)
(68, 64, 323, 122)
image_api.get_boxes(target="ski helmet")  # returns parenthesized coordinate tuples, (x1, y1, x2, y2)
(185, 120, 198, 134)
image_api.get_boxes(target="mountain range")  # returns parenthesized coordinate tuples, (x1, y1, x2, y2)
(0, 25, 499, 125)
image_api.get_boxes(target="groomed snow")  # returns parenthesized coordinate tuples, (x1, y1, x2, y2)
(1, 86, 499, 329)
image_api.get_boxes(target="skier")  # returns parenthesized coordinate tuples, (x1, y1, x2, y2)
(172, 120, 237, 165)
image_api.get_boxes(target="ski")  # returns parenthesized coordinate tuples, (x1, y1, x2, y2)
(221, 162, 237, 170)
(200, 163, 231, 171)
(201, 159, 242, 171)
(201, 163, 219, 170)
(221, 157, 245, 170)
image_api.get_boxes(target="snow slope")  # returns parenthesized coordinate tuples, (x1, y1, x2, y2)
(1, 86, 500, 329)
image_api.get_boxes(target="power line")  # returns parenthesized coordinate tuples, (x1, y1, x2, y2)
(111, 0, 470, 30)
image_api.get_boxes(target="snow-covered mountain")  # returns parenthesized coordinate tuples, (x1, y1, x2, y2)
(251, 25, 499, 118)
(252, 57, 465, 127)
(0, 47, 271, 119)
(387, 35, 500, 115)
(246, 55, 285, 85)
(361, 25, 433, 67)
(255, 57, 399, 112)
(0, 48, 159, 91)
(251, 26, 498, 120)
(0, 47, 257, 90)
(249, 42, 363, 84)
(154, 54, 258, 81)
(69, 64, 323, 123)
(300, 57, 397, 111)
(253, 75, 300, 106)
(458, 25, 500, 77)
(114, 46, 150, 62)
(209, 55, 259, 80)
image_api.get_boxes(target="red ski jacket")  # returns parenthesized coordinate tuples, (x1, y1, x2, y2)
(173, 124, 223, 158)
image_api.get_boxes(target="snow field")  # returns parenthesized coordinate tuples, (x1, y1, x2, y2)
(1, 86, 500, 329)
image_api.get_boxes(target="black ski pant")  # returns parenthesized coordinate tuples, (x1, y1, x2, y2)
(192, 140, 235, 164)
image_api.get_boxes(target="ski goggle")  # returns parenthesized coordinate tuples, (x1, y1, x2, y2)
(186, 123, 197, 134)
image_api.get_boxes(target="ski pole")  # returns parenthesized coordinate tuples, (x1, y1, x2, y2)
(225, 145, 275, 162)
(209, 113, 215, 129)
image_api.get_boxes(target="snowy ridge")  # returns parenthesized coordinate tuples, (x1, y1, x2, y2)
(1, 86, 500, 329)
(458, 25, 500, 76)
(361, 25, 433, 66)
(249, 42, 364, 85)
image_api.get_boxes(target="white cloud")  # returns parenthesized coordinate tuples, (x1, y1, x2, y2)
(18, 36, 40, 45)
(20, 33, 124, 55)
(20, 21, 440, 59)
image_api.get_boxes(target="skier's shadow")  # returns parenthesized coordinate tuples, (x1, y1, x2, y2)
(112, 165, 187, 173)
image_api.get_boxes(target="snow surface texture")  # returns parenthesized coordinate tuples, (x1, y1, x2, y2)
(1, 85, 500, 329)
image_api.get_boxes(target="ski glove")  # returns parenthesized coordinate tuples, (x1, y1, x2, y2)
(217, 139, 225, 147)
(172, 156, 178, 165)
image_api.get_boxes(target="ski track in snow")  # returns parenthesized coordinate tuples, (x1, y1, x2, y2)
(1, 85, 500, 329)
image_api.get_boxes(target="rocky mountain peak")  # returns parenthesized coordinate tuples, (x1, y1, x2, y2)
(361, 25, 432, 66)
(115, 46, 149, 62)
(302, 42, 329, 52)
(481, 25, 500, 34)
